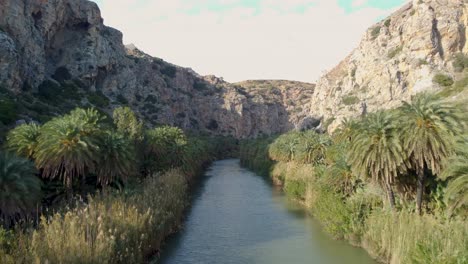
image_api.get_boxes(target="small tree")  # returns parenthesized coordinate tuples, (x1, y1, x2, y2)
(113, 107, 144, 141)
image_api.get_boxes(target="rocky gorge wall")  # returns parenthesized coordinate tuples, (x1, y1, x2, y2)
(0, 0, 315, 138)
(0, 0, 466, 138)
(306, 0, 468, 131)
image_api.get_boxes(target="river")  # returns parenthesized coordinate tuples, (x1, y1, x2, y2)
(157, 159, 376, 264)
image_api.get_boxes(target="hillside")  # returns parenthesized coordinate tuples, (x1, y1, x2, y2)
(306, 0, 468, 131)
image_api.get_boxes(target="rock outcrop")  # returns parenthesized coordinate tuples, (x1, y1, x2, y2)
(306, 0, 467, 131)
(0, 0, 315, 138)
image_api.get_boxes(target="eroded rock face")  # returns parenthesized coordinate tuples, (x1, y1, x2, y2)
(306, 0, 467, 131)
(0, 0, 316, 138)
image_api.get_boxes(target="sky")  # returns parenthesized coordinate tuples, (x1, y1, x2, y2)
(90, 0, 408, 83)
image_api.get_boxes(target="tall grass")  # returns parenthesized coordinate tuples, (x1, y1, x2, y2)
(364, 211, 468, 264)
(1, 169, 188, 263)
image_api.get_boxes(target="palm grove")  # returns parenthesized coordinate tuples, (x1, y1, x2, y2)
(0, 106, 236, 263)
(240, 92, 468, 263)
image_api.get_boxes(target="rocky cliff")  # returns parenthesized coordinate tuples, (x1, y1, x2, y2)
(306, 0, 468, 131)
(0, 0, 466, 138)
(0, 0, 315, 138)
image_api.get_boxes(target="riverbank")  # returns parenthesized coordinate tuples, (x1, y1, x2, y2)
(0, 139, 221, 263)
(240, 138, 468, 264)
(0, 106, 240, 263)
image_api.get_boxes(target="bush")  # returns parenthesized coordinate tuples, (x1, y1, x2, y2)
(0, 97, 17, 125)
(453, 53, 468, 72)
(160, 65, 177, 78)
(342, 95, 360, 105)
(37, 80, 61, 101)
(388, 46, 403, 59)
(433, 74, 454, 87)
(371, 26, 381, 39)
(87, 91, 110, 107)
(284, 179, 307, 199)
(438, 75, 468, 97)
(312, 187, 351, 239)
(384, 19, 391, 27)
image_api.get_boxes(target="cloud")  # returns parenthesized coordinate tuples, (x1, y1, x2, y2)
(93, 0, 403, 83)
(352, 0, 369, 8)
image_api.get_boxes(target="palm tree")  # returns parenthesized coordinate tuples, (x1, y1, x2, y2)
(0, 152, 42, 223)
(6, 123, 41, 159)
(34, 109, 104, 188)
(348, 111, 408, 209)
(334, 118, 361, 143)
(269, 132, 301, 162)
(296, 131, 331, 164)
(441, 135, 468, 215)
(399, 93, 465, 214)
(97, 131, 136, 185)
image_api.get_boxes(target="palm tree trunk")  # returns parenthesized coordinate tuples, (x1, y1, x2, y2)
(386, 183, 396, 210)
(416, 169, 425, 215)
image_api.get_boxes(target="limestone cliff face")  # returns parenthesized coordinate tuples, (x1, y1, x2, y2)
(0, 0, 316, 138)
(306, 0, 467, 131)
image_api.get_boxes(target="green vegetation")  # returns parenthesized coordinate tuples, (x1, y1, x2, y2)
(240, 92, 468, 264)
(438, 75, 468, 97)
(371, 26, 381, 40)
(384, 19, 391, 27)
(388, 46, 403, 59)
(0, 106, 238, 263)
(342, 95, 360, 105)
(87, 91, 110, 108)
(0, 97, 17, 125)
(453, 53, 468, 72)
(433, 74, 454, 87)
(0, 152, 42, 225)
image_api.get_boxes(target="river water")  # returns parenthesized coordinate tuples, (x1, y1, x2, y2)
(158, 159, 376, 264)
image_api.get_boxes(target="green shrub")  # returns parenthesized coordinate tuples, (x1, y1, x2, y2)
(284, 179, 307, 199)
(87, 91, 110, 107)
(0, 97, 17, 125)
(438, 75, 468, 97)
(160, 65, 177, 78)
(453, 53, 468, 72)
(312, 187, 351, 239)
(388, 46, 403, 59)
(193, 80, 207, 91)
(433, 74, 454, 87)
(418, 59, 429, 66)
(342, 95, 360, 105)
(371, 26, 381, 39)
(384, 19, 391, 27)
(37, 80, 61, 101)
